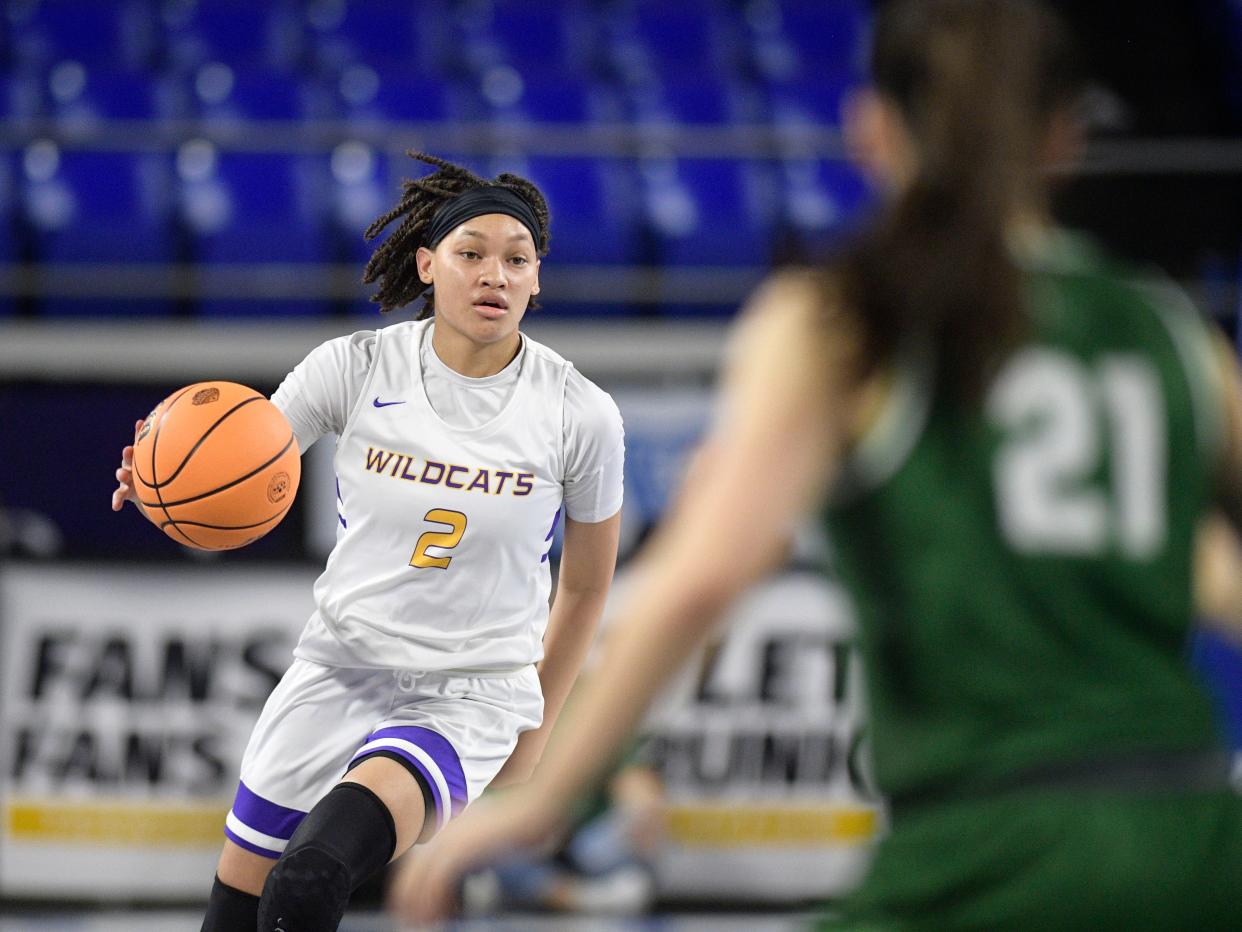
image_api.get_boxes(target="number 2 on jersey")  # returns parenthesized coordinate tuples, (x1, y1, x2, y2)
(410, 509, 467, 570)
(989, 350, 1165, 558)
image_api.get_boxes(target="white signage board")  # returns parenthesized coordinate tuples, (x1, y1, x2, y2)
(1, 528, 879, 903)
(0, 564, 314, 899)
(636, 570, 882, 901)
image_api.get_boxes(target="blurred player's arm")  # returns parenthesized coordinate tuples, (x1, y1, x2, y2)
(1204, 333, 1242, 644)
(525, 272, 850, 802)
(388, 270, 860, 922)
(1195, 515, 1242, 645)
(490, 510, 623, 788)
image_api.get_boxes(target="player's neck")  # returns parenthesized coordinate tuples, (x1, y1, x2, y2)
(429, 322, 521, 378)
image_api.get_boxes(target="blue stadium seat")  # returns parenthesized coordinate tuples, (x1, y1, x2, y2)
(0, 73, 45, 134)
(766, 67, 859, 127)
(501, 70, 589, 123)
(776, 0, 871, 78)
(779, 157, 872, 239)
(632, 76, 769, 126)
(19, 144, 175, 316)
(0, 5, 9, 67)
(481, 66, 624, 127)
(526, 156, 635, 266)
(0, 155, 16, 316)
(487, 0, 599, 76)
(629, 157, 773, 316)
(644, 158, 774, 266)
(162, 0, 304, 73)
(1192, 630, 1242, 750)
(363, 72, 485, 125)
(326, 141, 389, 266)
(45, 65, 191, 143)
(47, 66, 161, 120)
(626, 1, 745, 84)
(7, 0, 159, 71)
(306, 0, 446, 78)
(177, 147, 330, 316)
(188, 66, 334, 133)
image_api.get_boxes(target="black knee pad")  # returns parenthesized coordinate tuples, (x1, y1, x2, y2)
(257, 846, 351, 932)
(256, 782, 397, 932)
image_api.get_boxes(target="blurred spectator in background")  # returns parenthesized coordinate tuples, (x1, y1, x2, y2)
(461, 745, 664, 917)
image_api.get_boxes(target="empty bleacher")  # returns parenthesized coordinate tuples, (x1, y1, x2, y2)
(0, 0, 873, 319)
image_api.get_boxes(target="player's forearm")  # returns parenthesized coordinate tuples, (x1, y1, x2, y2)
(531, 550, 733, 809)
(1196, 515, 1242, 647)
(542, 586, 611, 722)
(491, 586, 609, 787)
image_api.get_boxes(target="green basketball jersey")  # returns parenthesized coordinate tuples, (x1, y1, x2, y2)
(823, 232, 1227, 803)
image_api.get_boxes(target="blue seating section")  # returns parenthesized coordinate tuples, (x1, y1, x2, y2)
(0, 0, 875, 318)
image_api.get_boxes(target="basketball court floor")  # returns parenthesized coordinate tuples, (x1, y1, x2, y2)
(0, 911, 812, 931)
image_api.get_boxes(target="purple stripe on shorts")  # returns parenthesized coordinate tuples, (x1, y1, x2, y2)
(230, 780, 307, 841)
(224, 825, 281, 860)
(358, 725, 468, 818)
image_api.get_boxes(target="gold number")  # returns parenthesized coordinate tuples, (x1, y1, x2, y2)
(410, 509, 467, 570)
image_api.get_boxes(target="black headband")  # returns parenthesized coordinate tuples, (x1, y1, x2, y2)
(424, 185, 542, 251)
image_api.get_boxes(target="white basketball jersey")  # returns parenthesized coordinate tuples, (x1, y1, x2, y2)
(295, 319, 573, 673)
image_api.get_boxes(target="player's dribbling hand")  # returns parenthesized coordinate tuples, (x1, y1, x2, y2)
(111, 419, 145, 512)
(387, 787, 560, 924)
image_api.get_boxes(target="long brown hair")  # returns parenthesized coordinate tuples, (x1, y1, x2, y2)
(840, 0, 1084, 399)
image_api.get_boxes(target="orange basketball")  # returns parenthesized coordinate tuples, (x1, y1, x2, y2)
(131, 381, 300, 551)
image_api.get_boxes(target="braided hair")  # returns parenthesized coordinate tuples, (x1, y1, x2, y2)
(362, 152, 551, 319)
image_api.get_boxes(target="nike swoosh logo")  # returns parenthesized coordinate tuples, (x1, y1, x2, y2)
(373, 397, 406, 408)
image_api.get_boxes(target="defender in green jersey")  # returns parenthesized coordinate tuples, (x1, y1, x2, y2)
(820, 234, 1242, 931)
(390, 2, 1242, 928)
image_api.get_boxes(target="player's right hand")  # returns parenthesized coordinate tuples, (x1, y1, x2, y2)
(388, 786, 563, 924)
(111, 418, 145, 512)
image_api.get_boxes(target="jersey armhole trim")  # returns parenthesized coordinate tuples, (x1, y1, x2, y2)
(1138, 278, 1226, 469)
(335, 328, 385, 450)
(557, 361, 573, 495)
(829, 340, 935, 504)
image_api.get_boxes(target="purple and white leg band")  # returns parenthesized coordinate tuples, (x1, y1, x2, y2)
(348, 725, 468, 831)
(224, 781, 308, 859)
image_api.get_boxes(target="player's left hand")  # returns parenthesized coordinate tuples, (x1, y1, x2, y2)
(111, 418, 146, 513)
(387, 786, 561, 923)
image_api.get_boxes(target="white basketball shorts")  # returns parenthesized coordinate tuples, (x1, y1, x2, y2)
(223, 658, 543, 859)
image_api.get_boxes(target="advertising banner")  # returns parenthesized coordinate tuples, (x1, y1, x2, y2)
(0, 564, 314, 898)
(631, 570, 882, 901)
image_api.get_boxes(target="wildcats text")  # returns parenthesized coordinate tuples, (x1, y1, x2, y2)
(363, 446, 534, 496)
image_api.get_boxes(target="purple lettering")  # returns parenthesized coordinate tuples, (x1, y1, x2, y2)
(514, 473, 534, 496)
(365, 448, 394, 473)
(400, 458, 421, 481)
(421, 461, 446, 485)
(493, 470, 513, 494)
(466, 470, 491, 494)
(446, 465, 468, 489)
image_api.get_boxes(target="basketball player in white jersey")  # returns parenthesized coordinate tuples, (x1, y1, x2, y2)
(112, 154, 624, 931)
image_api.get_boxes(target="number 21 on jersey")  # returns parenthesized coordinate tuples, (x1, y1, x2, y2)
(989, 349, 1165, 559)
(410, 509, 467, 569)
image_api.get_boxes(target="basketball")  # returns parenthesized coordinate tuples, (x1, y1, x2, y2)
(130, 381, 300, 551)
